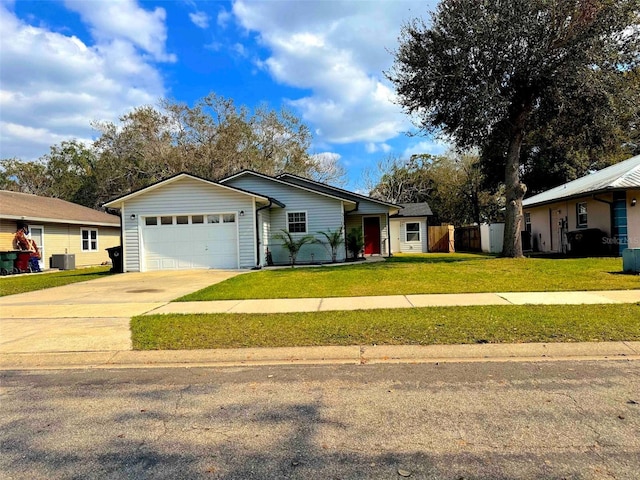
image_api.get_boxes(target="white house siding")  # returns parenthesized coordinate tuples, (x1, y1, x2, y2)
(225, 175, 346, 264)
(391, 217, 428, 253)
(120, 177, 257, 271)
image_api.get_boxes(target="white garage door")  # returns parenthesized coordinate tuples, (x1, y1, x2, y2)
(142, 214, 238, 270)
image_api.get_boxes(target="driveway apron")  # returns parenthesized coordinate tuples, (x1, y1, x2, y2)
(0, 270, 242, 354)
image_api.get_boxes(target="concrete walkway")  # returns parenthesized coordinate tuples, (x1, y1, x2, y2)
(148, 289, 640, 315)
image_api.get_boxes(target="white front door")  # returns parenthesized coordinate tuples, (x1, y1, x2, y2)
(29, 225, 44, 263)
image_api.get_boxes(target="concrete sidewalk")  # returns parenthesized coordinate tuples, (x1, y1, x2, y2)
(1, 341, 639, 371)
(148, 289, 640, 315)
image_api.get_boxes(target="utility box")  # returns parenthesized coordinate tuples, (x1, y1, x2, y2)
(622, 248, 640, 273)
(50, 254, 75, 270)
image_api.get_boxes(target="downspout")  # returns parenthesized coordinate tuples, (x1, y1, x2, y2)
(344, 201, 359, 259)
(386, 211, 391, 258)
(255, 200, 273, 268)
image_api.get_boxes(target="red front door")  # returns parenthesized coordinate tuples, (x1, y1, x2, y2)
(363, 217, 381, 255)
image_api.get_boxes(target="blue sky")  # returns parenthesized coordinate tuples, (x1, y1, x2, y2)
(0, 0, 446, 190)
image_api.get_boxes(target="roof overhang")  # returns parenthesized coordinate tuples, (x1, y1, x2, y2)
(522, 187, 632, 209)
(1, 214, 119, 227)
(103, 172, 271, 208)
(221, 170, 357, 208)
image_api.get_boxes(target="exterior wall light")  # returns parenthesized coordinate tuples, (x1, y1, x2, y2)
(239, 210, 245, 216)
(631, 198, 637, 207)
(130, 214, 136, 220)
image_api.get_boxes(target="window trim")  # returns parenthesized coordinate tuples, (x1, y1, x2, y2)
(405, 221, 421, 243)
(81, 227, 99, 252)
(524, 212, 532, 233)
(286, 211, 308, 234)
(576, 202, 588, 228)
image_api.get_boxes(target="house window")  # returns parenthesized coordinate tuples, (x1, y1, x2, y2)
(287, 212, 307, 233)
(160, 216, 173, 225)
(576, 202, 587, 228)
(81, 228, 98, 252)
(145, 217, 158, 226)
(222, 213, 235, 223)
(524, 212, 532, 233)
(406, 222, 420, 242)
(176, 216, 189, 225)
(192, 215, 204, 224)
(207, 214, 220, 224)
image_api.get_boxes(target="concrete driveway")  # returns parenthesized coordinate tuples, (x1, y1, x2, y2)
(0, 269, 243, 354)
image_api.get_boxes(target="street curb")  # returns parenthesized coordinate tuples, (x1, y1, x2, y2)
(1, 341, 639, 371)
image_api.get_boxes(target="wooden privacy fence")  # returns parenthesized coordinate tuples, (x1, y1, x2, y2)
(455, 225, 481, 252)
(428, 225, 455, 253)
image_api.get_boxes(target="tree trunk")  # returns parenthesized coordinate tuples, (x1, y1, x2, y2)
(501, 106, 530, 258)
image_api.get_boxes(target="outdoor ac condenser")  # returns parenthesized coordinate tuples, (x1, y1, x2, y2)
(50, 254, 76, 270)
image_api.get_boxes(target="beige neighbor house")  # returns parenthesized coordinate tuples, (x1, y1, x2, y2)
(0, 190, 121, 268)
(389, 203, 433, 254)
(522, 154, 640, 256)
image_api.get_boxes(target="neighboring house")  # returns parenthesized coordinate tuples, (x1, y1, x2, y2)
(522, 154, 640, 256)
(0, 190, 121, 268)
(103, 171, 400, 272)
(389, 203, 433, 254)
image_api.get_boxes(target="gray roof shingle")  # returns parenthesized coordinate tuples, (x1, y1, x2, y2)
(391, 202, 433, 217)
(1, 190, 120, 226)
(523, 154, 640, 207)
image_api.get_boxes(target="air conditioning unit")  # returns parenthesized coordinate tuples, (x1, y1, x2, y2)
(50, 254, 75, 270)
(622, 248, 640, 273)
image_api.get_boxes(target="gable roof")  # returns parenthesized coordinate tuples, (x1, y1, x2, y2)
(390, 202, 433, 217)
(0, 190, 120, 226)
(103, 172, 275, 208)
(277, 172, 401, 209)
(220, 170, 357, 207)
(523, 154, 640, 208)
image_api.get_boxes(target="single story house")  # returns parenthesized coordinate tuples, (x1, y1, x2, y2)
(0, 190, 121, 268)
(522, 154, 640, 255)
(389, 202, 433, 254)
(103, 171, 400, 272)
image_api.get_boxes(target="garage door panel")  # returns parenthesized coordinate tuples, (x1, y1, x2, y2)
(142, 216, 238, 271)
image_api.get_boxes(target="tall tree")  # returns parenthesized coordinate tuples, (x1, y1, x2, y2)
(387, 0, 639, 257)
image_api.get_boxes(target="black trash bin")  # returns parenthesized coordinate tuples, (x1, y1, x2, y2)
(106, 246, 123, 273)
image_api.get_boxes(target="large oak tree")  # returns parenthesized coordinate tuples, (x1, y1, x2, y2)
(387, 0, 639, 257)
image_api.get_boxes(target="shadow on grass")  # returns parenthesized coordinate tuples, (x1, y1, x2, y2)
(386, 253, 495, 265)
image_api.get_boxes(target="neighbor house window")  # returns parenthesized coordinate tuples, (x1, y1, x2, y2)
(287, 212, 307, 233)
(576, 203, 588, 228)
(524, 212, 532, 232)
(81, 228, 98, 252)
(406, 222, 420, 242)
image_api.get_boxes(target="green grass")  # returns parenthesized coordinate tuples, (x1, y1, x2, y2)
(131, 303, 640, 350)
(0, 266, 112, 296)
(177, 253, 639, 301)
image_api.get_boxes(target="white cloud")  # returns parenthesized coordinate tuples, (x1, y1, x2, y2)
(402, 140, 450, 159)
(365, 142, 392, 154)
(0, 2, 166, 160)
(189, 11, 209, 29)
(64, 0, 175, 62)
(231, 0, 438, 145)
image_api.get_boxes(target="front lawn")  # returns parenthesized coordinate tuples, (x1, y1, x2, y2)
(0, 266, 111, 297)
(177, 253, 638, 301)
(131, 303, 640, 350)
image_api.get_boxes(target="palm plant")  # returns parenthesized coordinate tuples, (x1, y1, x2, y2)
(346, 227, 364, 260)
(273, 229, 316, 266)
(316, 227, 344, 263)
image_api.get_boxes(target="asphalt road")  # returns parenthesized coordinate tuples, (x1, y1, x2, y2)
(1, 360, 639, 480)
